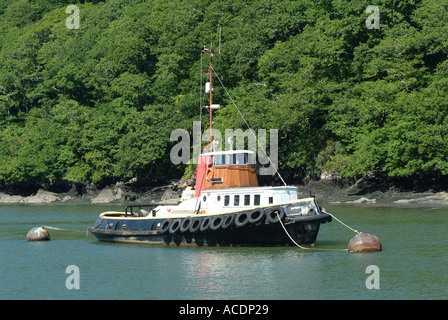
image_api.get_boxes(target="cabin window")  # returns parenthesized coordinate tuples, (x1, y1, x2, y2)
(234, 195, 240, 206)
(224, 195, 230, 206)
(223, 152, 255, 165)
(237, 153, 245, 165)
(217, 195, 221, 201)
(229, 154, 237, 165)
(254, 195, 260, 205)
(244, 195, 250, 206)
(269, 197, 273, 204)
(214, 154, 226, 166)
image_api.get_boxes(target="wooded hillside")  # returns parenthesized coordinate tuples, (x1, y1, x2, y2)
(0, 0, 447, 190)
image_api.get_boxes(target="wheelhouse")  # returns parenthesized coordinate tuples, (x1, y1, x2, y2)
(194, 150, 259, 196)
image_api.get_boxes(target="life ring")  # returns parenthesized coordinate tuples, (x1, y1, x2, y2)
(235, 211, 249, 228)
(169, 219, 182, 234)
(221, 213, 235, 229)
(180, 217, 192, 233)
(158, 220, 171, 234)
(199, 216, 212, 232)
(189, 218, 201, 233)
(265, 206, 285, 224)
(210, 215, 223, 231)
(206, 168, 213, 182)
(248, 210, 264, 224)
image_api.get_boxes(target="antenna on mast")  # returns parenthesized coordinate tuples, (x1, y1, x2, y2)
(201, 28, 221, 152)
(218, 26, 221, 55)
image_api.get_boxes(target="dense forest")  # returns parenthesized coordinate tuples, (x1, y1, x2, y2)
(0, 0, 447, 192)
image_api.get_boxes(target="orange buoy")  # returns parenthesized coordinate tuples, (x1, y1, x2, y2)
(27, 226, 50, 241)
(348, 233, 382, 253)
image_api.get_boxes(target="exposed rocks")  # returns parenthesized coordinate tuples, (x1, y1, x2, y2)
(91, 185, 124, 204)
(160, 188, 181, 204)
(0, 180, 182, 205)
(301, 177, 448, 208)
(0, 189, 60, 204)
(0, 175, 447, 207)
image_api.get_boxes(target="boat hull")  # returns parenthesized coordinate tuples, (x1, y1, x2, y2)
(88, 207, 332, 246)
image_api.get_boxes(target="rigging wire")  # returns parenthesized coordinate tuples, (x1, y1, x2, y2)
(211, 66, 287, 187)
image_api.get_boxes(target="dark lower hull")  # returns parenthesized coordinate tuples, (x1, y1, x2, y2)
(88, 210, 332, 246)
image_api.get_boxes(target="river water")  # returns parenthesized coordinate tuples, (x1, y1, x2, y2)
(0, 204, 446, 300)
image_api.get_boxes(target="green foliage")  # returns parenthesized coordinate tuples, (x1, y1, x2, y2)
(0, 0, 447, 187)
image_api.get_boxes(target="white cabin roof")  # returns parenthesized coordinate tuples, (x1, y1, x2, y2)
(200, 150, 255, 157)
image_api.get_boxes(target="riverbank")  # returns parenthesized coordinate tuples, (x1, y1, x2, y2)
(0, 179, 184, 206)
(0, 175, 447, 208)
(304, 179, 448, 208)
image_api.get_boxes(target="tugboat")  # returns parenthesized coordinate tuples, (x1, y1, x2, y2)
(88, 44, 332, 246)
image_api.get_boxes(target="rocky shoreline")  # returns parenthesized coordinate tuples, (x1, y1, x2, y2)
(0, 179, 185, 206)
(304, 180, 448, 208)
(0, 175, 447, 208)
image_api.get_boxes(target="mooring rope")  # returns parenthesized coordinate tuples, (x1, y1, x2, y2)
(320, 209, 361, 235)
(276, 213, 312, 250)
(276, 212, 348, 251)
(43, 225, 90, 239)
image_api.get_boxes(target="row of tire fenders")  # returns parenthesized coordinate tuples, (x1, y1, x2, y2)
(157, 206, 286, 235)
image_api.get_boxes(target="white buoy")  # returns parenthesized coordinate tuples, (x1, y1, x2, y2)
(27, 226, 50, 241)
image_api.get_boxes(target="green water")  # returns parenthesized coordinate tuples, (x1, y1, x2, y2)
(0, 204, 447, 300)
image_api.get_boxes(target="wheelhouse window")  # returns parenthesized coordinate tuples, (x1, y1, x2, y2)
(214, 154, 226, 166)
(237, 153, 245, 165)
(229, 154, 237, 165)
(244, 195, 250, 206)
(233, 152, 254, 165)
(210, 151, 255, 166)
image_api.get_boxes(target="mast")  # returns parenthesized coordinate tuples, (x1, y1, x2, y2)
(201, 41, 220, 152)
